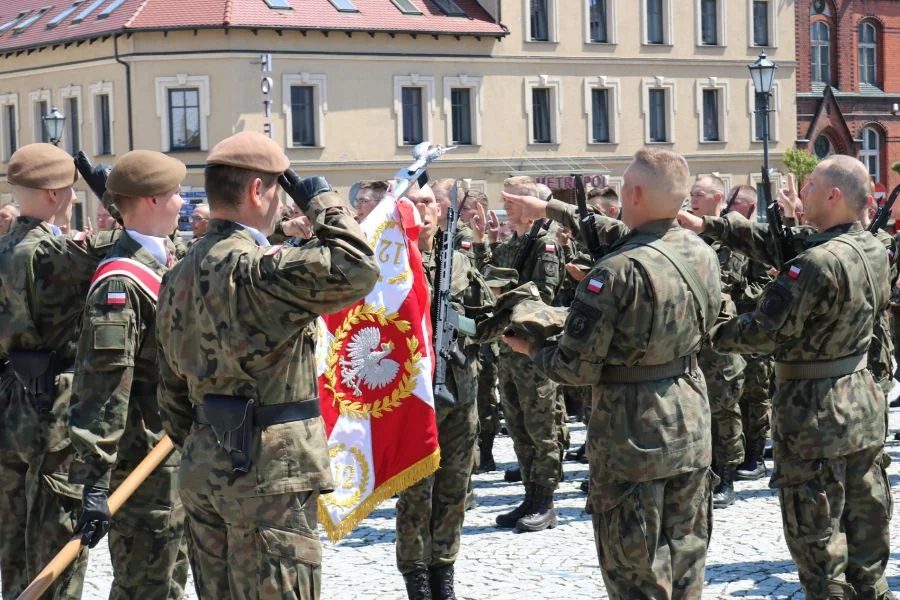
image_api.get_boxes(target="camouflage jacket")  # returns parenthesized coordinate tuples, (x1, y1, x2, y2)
(69, 232, 179, 488)
(698, 236, 746, 382)
(546, 199, 627, 260)
(0, 218, 117, 458)
(156, 191, 379, 497)
(708, 214, 889, 463)
(474, 225, 562, 305)
(532, 219, 720, 487)
(422, 242, 495, 405)
(453, 221, 475, 259)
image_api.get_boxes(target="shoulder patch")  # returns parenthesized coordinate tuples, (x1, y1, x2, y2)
(460, 240, 472, 250)
(586, 278, 605, 294)
(758, 281, 792, 319)
(567, 311, 590, 338)
(787, 265, 801, 280)
(106, 291, 127, 306)
(544, 243, 556, 253)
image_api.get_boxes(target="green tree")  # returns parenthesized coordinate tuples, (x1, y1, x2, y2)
(782, 147, 819, 186)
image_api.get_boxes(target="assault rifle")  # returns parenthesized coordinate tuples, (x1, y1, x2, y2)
(432, 179, 468, 407)
(74, 151, 110, 200)
(574, 174, 602, 261)
(720, 186, 741, 217)
(513, 218, 549, 285)
(868, 184, 900, 233)
(763, 166, 795, 267)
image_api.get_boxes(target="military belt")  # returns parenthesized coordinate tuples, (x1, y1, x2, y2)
(195, 398, 321, 428)
(774, 353, 867, 381)
(601, 354, 698, 384)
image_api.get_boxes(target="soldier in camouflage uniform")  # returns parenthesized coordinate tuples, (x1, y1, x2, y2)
(689, 175, 748, 508)
(395, 183, 495, 600)
(0, 143, 116, 599)
(473, 176, 563, 533)
(68, 151, 190, 600)
(681, 155, 894, 600)
(155, 132, 379, 600)
(504, 148, 718, 598)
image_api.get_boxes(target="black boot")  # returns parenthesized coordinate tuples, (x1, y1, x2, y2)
(515, 485, 558, 532)
(496, 483, 533, 528)
(712, 466, 736, 509)
(565, 443, 588, 464)
(735, 438, 767, 481)
(429, 565, 457, 600)
(404, 569, 433, 600)
(477, 435, 496, 473)
(504, 466, 522, 482)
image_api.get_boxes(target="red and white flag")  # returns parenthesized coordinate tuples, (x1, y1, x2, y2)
(315, 191, 439, 542)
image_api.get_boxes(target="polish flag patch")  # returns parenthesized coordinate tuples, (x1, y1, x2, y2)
(545, 243, 556, 252)
(586, 278, 605, 294)
(106, 291, 127, 306)
(460, 241, 472, 249)
(73, 231, 87, 242)
(787, 265, 802, 280)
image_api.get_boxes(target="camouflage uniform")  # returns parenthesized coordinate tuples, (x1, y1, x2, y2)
(475, 226, 563, 492)
(0, 218, 116, 599)
(156, 193, 378, 599)
(707, 213, 893, 599)
(395, 247, 494, 576)
(530, 218, 719, 598)
(68, 232, 188, 600)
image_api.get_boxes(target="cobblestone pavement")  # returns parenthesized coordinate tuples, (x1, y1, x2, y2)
(31, 405, 900, 599)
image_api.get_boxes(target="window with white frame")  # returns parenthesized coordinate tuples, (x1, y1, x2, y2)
(29, 90, 50, 144)
(748, 82, 779, 142)
(587, 0, 613, 44)
(526, 0, 557, 42)
(524, 76, 562, 144)
(811, 22, 831, 84)
(858, 22, 877, 87)
(443, 75, 483, 146)
(0, 93, 18, 161)
(697, 78, 728, 143)
(583, 77, 619, 144)
(644, 0, 669, 44)
(750, 0, 775, 47)
(642, 78, 675, 143)
(59, 85, 82, 155)
(154, 75, 210, 152)
(698, 0, 724, 46)
(89, 81, 114, 156)
(860, 126, 880, 182)
(393, 75, 435, 147)
(282, 73, 327, 149)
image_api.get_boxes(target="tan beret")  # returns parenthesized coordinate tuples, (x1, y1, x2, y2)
(206, 131, 290, 174)
(107, 150, 186, 198)
(7, 143, 77, 190)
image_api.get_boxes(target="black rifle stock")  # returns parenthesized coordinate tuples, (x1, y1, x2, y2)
(762, 167, 795, 267)
(574, 174, 602, 261)
(868, 184, 900, 233)
(720, 186, 741, 217)
(432, 180, 466, 407)
(74, 151, 109, 200)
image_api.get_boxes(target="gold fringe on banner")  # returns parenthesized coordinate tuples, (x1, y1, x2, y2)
(317, 448, 441, 543)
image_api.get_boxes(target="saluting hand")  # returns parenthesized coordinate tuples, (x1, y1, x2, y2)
(471, 202, 487, 243)
(499, 191, 548, 222)
(676, 210, 704, 233)
(487, 210, 501, 244)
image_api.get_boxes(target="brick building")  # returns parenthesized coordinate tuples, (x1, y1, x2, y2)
(796, 0, 900, 192)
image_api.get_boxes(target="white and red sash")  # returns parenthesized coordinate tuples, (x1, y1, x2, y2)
(89, 257, 163, 302)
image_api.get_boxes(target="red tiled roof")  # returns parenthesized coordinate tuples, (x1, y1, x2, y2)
(0, 0, 505, 53)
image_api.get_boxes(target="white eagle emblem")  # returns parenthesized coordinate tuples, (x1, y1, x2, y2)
(339, 327, 401, 397)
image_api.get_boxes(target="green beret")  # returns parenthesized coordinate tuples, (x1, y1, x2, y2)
(107, 150, 186, 197)
(206, 131, 290, 174)
(7, 143, 77, 190)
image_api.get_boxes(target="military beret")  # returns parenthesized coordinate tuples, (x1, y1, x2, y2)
(483, 265, 519, 289)
(7, 143, 77, 190)
(206, 131, 290, 174)
(106, 150, 186, 198)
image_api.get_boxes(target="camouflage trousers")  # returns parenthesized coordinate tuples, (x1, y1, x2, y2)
(0, 372, 87, 600)
(591, 468, 714, 599)
(497, 352, 560, 489)
(180, 488, 321, 600)
(708, 372, 745, 468)
(771, 447, 893, 600)
(555, 388, 569, 452)
(108, 462, 188, 600)
(396, 399, 478, 574)
(739, 356, 772, 443)
(476, 345, 500, 440)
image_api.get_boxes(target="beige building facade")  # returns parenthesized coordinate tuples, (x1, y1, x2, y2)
(0, 0, 796, 223)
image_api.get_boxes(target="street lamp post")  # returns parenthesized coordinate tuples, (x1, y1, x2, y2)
(42, 106, 66, 147)
(749, 52, 778, 177)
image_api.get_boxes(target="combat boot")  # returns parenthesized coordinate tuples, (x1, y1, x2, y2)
(564, 443, 588, 464)
(504, 466, 522, 482)
(477, 435, 496, 473)
(429, 565, 457, 600)
(464, 489, 477, 511)
(712, 466, 736, 509)
(404, 569, 433, 600)
(515, 485, 558, 532)
(735, 438, 767, 481)
(496, 483, 534, 528)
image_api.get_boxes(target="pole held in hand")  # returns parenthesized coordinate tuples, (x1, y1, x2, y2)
(17, 435, 175, 600)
